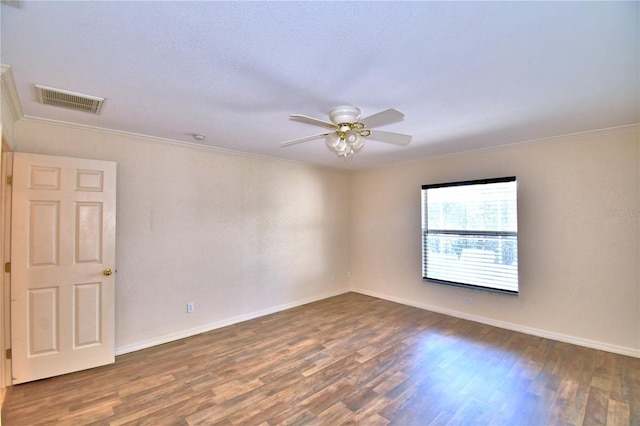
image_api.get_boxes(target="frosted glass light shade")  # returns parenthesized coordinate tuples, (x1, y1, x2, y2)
(326, 132, 341, 148)
(352, 138, 365, 151)
(345, 130, 364, 150)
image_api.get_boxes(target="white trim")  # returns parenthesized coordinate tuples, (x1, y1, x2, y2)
(116, 286, 640, 358)
(350, 287, 640, 358)
(17, 116, 334, 170)
(115, 288, 350, 356)
(0, 65, 24, 122)
(370, 123, 640, 171)
(1, 152, 12, 388)
(18, 116, 638, 174)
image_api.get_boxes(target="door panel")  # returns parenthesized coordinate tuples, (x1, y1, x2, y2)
(74, 282, 101, 347)
(28, 287, 58, 355)
(75, 202, 103, 263)
(29, 201, 60, 266)
(11, 153, 116, 384)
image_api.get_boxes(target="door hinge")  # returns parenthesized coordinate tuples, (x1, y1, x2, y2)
(6, 175, 12, 186)
(4, 262, 9, 273)
(5, 348, 11, 359)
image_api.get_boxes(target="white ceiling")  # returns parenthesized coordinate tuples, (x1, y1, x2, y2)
(1, 1, 638, 170)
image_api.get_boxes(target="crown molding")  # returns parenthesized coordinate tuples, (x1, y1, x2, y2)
(18, 115, 345, 172)
(18, 115, 287, 158)
(16, 110, 638, 173)
(0, 65, 24, 122)
(374, 123, 640, 171)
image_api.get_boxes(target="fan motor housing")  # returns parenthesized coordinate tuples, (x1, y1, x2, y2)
(329, 106, 361, 125)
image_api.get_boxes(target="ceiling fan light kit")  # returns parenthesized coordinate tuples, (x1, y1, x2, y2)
(281, 105, 412, 158)
(328, 123, 367, 157)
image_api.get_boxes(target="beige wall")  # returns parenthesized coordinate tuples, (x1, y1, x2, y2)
(10, 118, 640, 357)
(350, 126, 640, 355)
(15, 119, 351, 353)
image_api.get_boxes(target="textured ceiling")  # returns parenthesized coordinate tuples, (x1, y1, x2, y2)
(1, 1, 638, 169)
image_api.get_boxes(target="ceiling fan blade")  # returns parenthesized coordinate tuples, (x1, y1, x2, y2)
(367, 130, 412, 146)
(361, 108, 405, 128)
(290, 114, 337, 129)
(280, 132, 332, 147)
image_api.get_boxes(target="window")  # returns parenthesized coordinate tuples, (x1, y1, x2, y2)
(421, 177, 518, 294)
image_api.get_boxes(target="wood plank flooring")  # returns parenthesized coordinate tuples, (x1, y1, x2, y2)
(3, 292, 640, 425)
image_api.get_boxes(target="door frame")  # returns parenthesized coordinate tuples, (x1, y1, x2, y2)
(1, 146, 13, 390)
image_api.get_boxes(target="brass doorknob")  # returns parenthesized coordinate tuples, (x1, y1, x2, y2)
(103, 268, 113, 276)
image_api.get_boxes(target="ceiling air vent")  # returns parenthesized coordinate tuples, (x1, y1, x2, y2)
(35, 84, 104, 114)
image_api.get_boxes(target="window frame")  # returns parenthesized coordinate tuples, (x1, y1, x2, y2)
(421, 176, 519, 295)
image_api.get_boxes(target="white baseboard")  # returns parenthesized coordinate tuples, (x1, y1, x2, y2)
(350, 287, 640, 359)
(116, 287, 639, 359)
(115, 288, 350, 356)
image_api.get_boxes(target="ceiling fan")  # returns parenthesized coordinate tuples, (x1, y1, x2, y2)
(280, 105, 412, 157)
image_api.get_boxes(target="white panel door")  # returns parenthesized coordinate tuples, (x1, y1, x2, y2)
(10, 153, 116, 384)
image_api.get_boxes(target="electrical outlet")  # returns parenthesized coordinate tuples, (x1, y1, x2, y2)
(187, 302, 195, 313)
(464, 297, 473, 304)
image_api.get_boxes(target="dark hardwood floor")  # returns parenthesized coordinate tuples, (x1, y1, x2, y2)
(3, 292, 639, 425)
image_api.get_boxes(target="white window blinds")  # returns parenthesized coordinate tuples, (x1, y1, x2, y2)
(421, 177, 519, 294)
